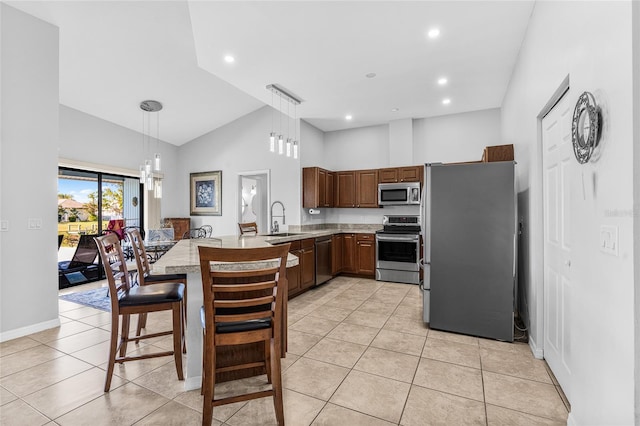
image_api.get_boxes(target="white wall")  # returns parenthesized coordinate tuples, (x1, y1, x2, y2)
(324, 125, 389, 170)
(0, 5, 60, 339)
(633, 3, 640, 422)
(413, 108, 501, 164)
(300, 120, 325, 168)
(178, 106, 302, 234)
(502, 2, 635, 424)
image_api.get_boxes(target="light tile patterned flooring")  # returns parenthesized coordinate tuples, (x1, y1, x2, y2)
(0, 277, 569, 425)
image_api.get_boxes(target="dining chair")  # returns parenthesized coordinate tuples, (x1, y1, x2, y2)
(182, 228, 207, 239)
(94, 233, 184, 392)
(198, 243, 290, 426)
(126, 227, 188, 345)
(238, 222, 258, 235)
(200, 225, 213, 238)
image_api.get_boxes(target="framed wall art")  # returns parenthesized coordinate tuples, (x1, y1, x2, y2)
(190, 171, 222, 216)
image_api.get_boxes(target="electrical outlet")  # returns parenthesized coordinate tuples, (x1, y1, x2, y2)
(0, 220, 8, 232)
(27, 218, 42, 230)
(600, 225, 618, 256)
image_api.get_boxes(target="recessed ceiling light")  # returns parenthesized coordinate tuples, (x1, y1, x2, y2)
(366, 73, 377, 78)
(345, 115, 353, 120)
(427, 28, 440, 39)
(442, 98, 451, 105)
(224, 55, 235, 63)
(391, 108, 399, 112)
(437, 77, 448, 85)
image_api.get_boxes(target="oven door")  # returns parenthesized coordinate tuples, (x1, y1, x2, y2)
(376, 234, 420, 272)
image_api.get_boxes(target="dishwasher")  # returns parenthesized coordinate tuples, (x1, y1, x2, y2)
(315, 236, 332, 285)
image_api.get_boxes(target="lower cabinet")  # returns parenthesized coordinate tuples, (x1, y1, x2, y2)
(279, 240, 301, 297)
(280, 233, 376, 300)
(356, 234, 376, 277)
(342, 233, 357, 274)
(331, 234, 343, 275)
(300, 238, 316, 290)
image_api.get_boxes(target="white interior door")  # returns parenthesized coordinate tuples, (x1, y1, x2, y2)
(542, 91, 573, 402)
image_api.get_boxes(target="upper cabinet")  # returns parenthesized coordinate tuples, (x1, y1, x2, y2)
(336, 169, 378, 208)
(355, 169, 379, 208)
(335, 171, 356, 208)
(303, 167, 334, 208)
(304, 164, 424, 209)
(378, 165, 423, 184)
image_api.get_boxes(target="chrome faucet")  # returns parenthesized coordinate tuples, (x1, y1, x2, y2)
(270, 201, 285, 234)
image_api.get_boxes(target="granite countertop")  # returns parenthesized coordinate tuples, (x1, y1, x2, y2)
(151, 226, 382, 275)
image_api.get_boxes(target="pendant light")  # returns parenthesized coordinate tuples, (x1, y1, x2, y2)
(285, 100, 292, 157)
(269, 90, 276, 152)
(139, 100, 163, 198)
(293, 102, 299, 159)
(278, 94, 284, 155)
(266, 84, 302, 158)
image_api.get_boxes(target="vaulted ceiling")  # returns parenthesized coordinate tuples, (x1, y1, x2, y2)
(7, 1, 534, 146)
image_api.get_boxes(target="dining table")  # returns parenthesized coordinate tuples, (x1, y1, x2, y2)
(151, 235, 299, 391)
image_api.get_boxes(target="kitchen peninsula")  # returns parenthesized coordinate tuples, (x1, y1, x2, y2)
(152, 228, 380, 390)
(152, 235, 298, 390)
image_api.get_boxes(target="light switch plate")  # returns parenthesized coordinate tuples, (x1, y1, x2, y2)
(600, 225, 618, 256)
(0, 220, 8, 232)
(27, 218, 42, 230)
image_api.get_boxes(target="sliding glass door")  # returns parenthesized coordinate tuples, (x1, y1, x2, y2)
(58, 167, 142, 288)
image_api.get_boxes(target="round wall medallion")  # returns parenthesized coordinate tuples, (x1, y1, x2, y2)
(571, 91, 600, 164)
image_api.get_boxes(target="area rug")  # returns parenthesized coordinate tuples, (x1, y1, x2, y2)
(59, 287, 111, 312)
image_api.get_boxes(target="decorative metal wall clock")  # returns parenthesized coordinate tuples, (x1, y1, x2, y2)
(571, 91, 601, 164)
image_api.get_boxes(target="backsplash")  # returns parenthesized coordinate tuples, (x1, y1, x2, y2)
(289, 223, 383, 233)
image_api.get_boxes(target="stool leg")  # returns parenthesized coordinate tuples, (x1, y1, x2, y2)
(104, 313, 119, 392)
(264, 339, 272, 384)
(119, 314, 131, 358)
(172, 303, 184, 381)
(202, 333, 215, 426)
(270, 338, 285, 425)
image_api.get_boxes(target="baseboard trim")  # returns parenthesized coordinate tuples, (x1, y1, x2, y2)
(528, 335, 544, 359)
(185, 375, 202, 392)
(0, 318, 61, 343)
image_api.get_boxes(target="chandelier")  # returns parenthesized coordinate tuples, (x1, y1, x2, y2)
(267, 84, 302, 159)
(139, 100, 163, 198)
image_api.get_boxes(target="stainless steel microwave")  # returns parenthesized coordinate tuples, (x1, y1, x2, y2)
(378, 182, 421, 206)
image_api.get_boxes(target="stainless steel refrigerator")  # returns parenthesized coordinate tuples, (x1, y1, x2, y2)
(422, 161, 516, 342)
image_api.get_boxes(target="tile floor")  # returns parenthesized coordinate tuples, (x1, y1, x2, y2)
(0, 277, 569, 425)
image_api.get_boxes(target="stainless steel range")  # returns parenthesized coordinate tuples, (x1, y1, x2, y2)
(375, 215, 421, 284)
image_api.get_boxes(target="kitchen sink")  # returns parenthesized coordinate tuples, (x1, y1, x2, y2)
(266, 233, 302, 237)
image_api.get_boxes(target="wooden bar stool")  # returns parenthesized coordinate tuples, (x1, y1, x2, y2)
(126, 228, 188, 345)
(198, 244, 290, 426)
(238, 222, 258, 235)
(94, 233, 185, 392)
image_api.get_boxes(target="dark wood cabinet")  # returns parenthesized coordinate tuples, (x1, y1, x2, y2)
(335, 171, 356, 207)
(276, 240, 301, 297)
(378, 168, 399, 183)
(300, 238, 316, 290)
(355, 169, 379, 208)
(378, 166, 423, 184)
(336, 170, 378, 208)
(356, 233, 376, 276)
(331, 234, 343, 275)
(303, 167, 334, 208)
(326, 172, 334, 207)
(342, 233, 357, 273)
